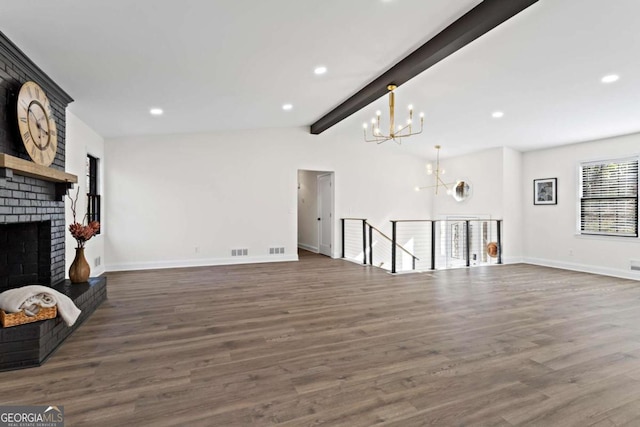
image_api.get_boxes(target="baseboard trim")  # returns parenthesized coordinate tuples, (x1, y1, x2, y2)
(343, 256, 366, 266)
(106, 255, 299, 272)
(298, 243, 319, 253)
(502, 256, 524, 265)
(522, 257, 640, 281)
(92, 266, 106, 277)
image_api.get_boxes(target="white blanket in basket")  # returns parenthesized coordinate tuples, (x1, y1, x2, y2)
(0, 285, 81, 326)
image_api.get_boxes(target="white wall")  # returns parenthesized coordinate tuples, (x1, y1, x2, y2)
(502, 147, 524, 262)
(297, 170, 322, 252)
(422, 137, 640, 275)
(522, 132, 640, 279)
(427, 146, 524, 263)
(99, 120, 640, 279)
(104, 127, 430, 271)
(64, 110, 106, 277)
(430, 147, 505, 219)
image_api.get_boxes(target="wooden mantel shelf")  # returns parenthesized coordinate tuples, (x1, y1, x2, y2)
(0, 153, 77, 183)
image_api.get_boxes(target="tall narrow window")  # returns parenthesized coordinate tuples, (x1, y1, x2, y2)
(86, 155, 101, 232)
(580, 157, 638, 237)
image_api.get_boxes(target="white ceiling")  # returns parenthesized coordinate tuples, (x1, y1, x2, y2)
(1, 0, 640, 158)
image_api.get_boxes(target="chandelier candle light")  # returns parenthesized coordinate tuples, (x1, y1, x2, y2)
(363, 85, 424, 144)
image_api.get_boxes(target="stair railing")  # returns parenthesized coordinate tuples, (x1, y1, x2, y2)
(368, 222, 418, 271)
(341, 218, 419, 271)
(340, 218, 367, 265)
(391, 219, 503, 272)
(341, 217, 503, 273)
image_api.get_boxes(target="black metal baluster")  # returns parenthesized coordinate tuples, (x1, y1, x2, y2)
(362, 219, 367, 265)
(391, 221, 397, 273)
(368, 224, 373, 265)
(465, 220, 471, 268)
(431, 220, 436, 270)
(341, 218, 345, 258)
(497, 220, 503, 265)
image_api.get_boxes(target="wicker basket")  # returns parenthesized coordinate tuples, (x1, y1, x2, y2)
(0, 306, 57, 328)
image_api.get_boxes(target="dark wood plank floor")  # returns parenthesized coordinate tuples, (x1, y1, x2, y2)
(2, 251, 640, 426)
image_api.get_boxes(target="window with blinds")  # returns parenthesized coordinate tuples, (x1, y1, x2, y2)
(580, 157, 638, 237)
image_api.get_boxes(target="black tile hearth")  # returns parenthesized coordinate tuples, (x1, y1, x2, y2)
(0, 276, 107, 371)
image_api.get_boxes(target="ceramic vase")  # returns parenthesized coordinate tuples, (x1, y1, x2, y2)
(69, 247, 90, 283)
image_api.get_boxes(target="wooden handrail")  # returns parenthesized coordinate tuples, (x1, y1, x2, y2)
(367, 222, 419, 261)
(390, 219, 435, 223)
(391, 218, 503, 222)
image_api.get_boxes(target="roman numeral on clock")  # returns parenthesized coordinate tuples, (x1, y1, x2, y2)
(23, 131, 31, 142)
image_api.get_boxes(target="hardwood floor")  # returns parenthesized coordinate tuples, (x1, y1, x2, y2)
(1, 251, 640, 426)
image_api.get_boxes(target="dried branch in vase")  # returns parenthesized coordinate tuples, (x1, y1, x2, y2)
(67, 186, 100, 249)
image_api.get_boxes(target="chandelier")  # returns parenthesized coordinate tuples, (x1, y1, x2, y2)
(416, 145, 452, 195)
(363, 85, 424, 144)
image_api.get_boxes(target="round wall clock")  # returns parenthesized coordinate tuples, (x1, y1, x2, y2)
(16, 81, 58, 167)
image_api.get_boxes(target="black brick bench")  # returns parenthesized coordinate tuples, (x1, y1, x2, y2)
(0, 276, 107, 371)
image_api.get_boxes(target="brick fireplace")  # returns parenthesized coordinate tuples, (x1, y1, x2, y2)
(0, 170, 108, 370)
(0, 32, 107, 370)
(0, 30, 70, 293)
(0, 175, 66, 292)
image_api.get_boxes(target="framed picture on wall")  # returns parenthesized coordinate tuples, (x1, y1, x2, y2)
(533, 178, 557, 205)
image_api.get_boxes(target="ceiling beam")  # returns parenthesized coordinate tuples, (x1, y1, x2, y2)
(310, 0, 539, 135)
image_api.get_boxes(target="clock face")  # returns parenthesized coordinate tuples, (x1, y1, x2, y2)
(16, 81, 58, 167)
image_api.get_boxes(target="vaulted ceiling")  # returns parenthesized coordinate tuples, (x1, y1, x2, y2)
(1, 0, 639, 158)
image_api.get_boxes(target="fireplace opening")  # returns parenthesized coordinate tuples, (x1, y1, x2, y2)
(0, 221, 52, 293)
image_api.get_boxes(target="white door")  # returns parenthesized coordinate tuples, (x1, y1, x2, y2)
(317, 173, 333, 257)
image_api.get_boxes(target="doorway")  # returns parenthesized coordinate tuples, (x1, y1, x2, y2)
(297, 170, 334, 257)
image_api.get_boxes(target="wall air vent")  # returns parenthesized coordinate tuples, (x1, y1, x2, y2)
(231, 249, 248, 257)
(631, 260, 640, 271)
(269, 247, 285, 255)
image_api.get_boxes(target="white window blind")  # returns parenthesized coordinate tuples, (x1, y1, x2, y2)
(580, 157, 638, 237)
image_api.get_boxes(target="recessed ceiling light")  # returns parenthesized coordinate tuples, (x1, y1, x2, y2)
(492, 111, 504, 118)
(282, 104, 293, 111)
(314, 66, 327, 75)
(150, 108, 163, 116)
(601, 74, 620, 83)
